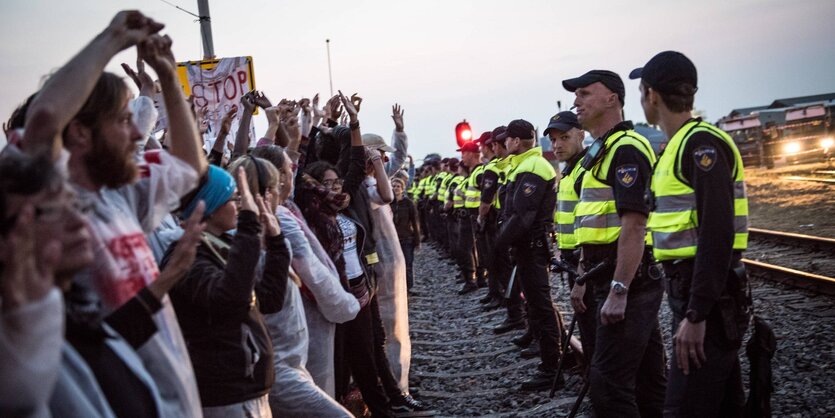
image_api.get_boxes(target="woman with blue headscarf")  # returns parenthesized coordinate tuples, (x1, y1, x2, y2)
(161, 164, 290, 417)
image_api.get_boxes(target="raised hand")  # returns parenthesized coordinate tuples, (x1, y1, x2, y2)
(0, 204, 61, 312)
(324, 94, 343, 122)
(338, 90, 358, 122)
(256, 192, 281, 237)
(252, 91, 272, 109)
(236, 167, 259, 215)
(264, 106, 279, 125)
(149, 202, 205, 300)
(219, 106, 238, 136)
(299, 98, 311, 115)
(121, 56, 155, 97)
(350, 93, 363, 114)
(107, 10, 165, 50)
(311, 93, 325, 125)
(392, 103, 405, 132)
(138, 34, 177, 78)
(241, 91, 257, 115)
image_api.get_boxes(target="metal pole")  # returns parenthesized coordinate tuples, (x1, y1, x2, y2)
(326, 39, 334, 97)
(197, 0, 215, 59)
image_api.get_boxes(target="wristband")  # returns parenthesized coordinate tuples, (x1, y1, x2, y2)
(349, 121, 360, 131)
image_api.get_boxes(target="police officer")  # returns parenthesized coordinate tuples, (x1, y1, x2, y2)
(483, 127, 528, 335)
(494, 119, 564, 391)
(630, 51, 751, 417)
(475, 131, 504, 308)
(465, 134, 491, 290)
(546, 111, 598, 362)
(457, 141, 482, 294)
(563, 70, 666, 416)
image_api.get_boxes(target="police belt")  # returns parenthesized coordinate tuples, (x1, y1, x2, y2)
(579, 247, 664, 287)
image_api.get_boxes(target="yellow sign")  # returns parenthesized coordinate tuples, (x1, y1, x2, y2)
(176, 56, 257, 114)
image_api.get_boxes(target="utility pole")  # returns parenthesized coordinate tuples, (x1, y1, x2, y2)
(326, 39, 334, 97)
(197, 0, 215, 59)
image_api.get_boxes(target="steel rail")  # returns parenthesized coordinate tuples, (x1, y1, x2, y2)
(748, 227, 835, 250)
(743, 258, 835, 296)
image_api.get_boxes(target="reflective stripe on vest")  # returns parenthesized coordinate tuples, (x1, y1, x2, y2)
(556, 160, 585, 250)
(437, 172, 452, 203)
(464, 164, 485, 208)
(647, 121, 749, 261)
(451, 176, 466, 208)
(574, 130, 656, 246)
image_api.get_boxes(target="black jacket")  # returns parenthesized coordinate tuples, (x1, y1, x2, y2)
(162, 210, 290, 407)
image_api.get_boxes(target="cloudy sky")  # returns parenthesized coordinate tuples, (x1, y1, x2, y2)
(2, 0, 834, 159)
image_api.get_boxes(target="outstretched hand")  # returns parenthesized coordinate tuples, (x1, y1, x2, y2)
(392, 103, 405, 132)
(252, 91, 272, 109)
(241, 91, 257, 115)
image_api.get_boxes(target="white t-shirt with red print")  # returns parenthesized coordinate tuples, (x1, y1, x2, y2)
(72, 150, 203, 418)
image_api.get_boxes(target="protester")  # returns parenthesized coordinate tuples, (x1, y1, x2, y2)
(390, 177, 420, 291)
(251, 145, 356, 417)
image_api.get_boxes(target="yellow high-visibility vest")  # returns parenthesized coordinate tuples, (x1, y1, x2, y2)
(647, 120, 749, 261)
(575, 129, 656, 245)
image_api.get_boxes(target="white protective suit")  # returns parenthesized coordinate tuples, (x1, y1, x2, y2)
(264, 278, 353, 418)
(275, 204, 359, 396)
(365, 176, 411, 392)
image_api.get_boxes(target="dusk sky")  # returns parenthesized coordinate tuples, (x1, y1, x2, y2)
(2, 0, 834, 159)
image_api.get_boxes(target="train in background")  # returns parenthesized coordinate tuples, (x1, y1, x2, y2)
(718, 93, 834, 168)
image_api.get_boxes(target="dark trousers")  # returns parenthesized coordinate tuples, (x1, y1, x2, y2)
(513, 240, 562, 370)
(479, 214, 503, 298)
(456, 211, 476, 282)
(496, 247, 525, 321)
(589, 279, 667, 418)
(418, 203, 430, 241)
(472, 213, 490, 285)
(564, 250, 598, 362)
(399, 239, 415, 290)
(663, 263, 746, 418)
(335, 295, 395, 418)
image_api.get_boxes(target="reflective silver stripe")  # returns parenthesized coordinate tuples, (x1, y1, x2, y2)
(558, 223, 575, 235)
(734, 181, 746, 199)
(654, 217, 748, 250)
(580, 187, 614, 202)
(735, 216, 748, 233)
(654, 193, 696, 213)
(575, 213, 621, 229)
(558, 200, 578, 213)
(653, 228, 697, 250)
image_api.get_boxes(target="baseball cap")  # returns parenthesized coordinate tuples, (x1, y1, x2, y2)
(543, 111, 582, 136)
(475, 131, 492, 145)
(486, 126, 507, 145)
(629, 51, 698, 94)
(362, 133, 396, 153)
(495, 119, 535, 141)
(562, 70, 625, 104)
(457, 142, 480, 153)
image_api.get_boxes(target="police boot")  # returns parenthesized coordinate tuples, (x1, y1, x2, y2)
(511, 329, 534, 348)
(458, 273, 478, 295)
(520, 337, 541, 359)
(520, 367, 563, 392)
(478, 294, 493, 304)
(493, 317, 526, 334)
(483, 297, 504, 311)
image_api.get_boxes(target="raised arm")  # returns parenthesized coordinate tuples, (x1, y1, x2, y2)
(233, 92, 257, 158)
(386, 103, 408, 176)
(139, 34, 207, 177)
(23, 11, 164, 160)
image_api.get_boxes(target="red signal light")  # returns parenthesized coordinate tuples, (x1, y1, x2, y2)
(455, 120, 473, 147)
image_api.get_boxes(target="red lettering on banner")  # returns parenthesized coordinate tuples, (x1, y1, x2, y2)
(238, 70, 248, 93)
(223, 75, 237, 100)
(210, 80, 223, 103)
(191, 84, 208, 108)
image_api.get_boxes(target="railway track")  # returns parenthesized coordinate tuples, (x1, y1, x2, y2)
(745, 227, 835, 296)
